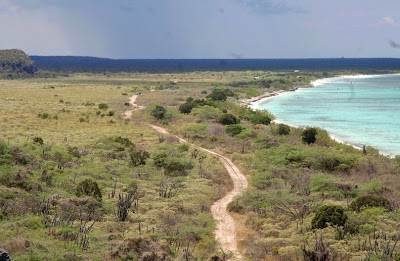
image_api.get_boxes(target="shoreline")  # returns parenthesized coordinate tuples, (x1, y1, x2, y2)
(239, 86, 306, 107)
(241, 73, 392, 108)
(247, 73, 398, 158)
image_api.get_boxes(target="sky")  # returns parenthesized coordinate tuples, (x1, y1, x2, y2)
(0, 0, 400, 59)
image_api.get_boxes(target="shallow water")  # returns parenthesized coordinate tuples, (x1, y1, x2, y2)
(253, 75, 400, 156)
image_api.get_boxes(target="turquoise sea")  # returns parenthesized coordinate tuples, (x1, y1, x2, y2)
(253, 74, 400, 157)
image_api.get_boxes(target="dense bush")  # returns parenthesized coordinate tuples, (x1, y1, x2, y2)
(33, 137, 44, 145)
(164, 161, 186, 176)
(226, 124, 244, 136)
(113, 136, 135, 148)
(76, 179, 102, 201)
(153, 152, 168, 168)
(278, 124, 290, 135)
(302, 127, 318, 144)
(311, 205, 347, 229)
(129, 150, 150, 167)
(179, 102, 194, 114)
(179, 97, 209, 114)
(218, 113, 239, 125)
(349, 194, 392, 212)
(250, 113, 271, 125)
(151, 105, 167, 120)
(98, 103, 109, 110)
(206, 89, 227, 101)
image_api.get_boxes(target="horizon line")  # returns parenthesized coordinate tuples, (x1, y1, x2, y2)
(30, 55, 400, 60)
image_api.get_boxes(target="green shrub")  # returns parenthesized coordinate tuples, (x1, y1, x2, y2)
(38, 113, 49, 119)
(33, 137, 43, 145)
(0, 141, 9, 156)
(178, 144, 190, 152)
(107, 111, 115, 116)
(250, 114, 271, 125)
(335, 163, 352, 172)
(218, 113, 239, 125)
(76, 179, 102, 201)
(225, 124, 244, 136)
(153, 152, 168, 168)
(278, 124, 290, 135)
(129, 150, 150, 166)
(98, 103, 109, 110)
(179, 102, 194, 114)
(151, 105, 167, 120)
(192, 105, 223, 120)
(349, 194, 392, 212)
(206, 89, 227, 101)
(113, 136, 135, 147)
(302, 127, 317, 144)
(68, 146, 81, 158)
(311, 205, 347, 229)
(285, 151, 305, 163)
(165, 161, 186, 176)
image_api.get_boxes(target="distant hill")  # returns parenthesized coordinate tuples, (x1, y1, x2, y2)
(31, 56, 400, 73)
(0, 49, 38, 75)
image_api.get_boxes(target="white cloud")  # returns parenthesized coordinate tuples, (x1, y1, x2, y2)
(380, 16, 400, 26)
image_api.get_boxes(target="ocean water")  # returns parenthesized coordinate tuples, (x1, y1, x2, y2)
(253, 74, 400, 157)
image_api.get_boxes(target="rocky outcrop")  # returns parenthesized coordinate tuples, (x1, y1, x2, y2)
(0, 248, 12, 261)
(0, 49, 38, 75)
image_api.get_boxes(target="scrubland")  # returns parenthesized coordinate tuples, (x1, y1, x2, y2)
(1, 70, 399, 260)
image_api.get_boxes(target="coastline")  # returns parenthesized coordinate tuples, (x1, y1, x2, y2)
(239, 74, 383, 108)
(239, 86, 306, 107)
(247, 73, 398, 158)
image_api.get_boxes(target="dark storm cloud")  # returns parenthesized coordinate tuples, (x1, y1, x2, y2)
(2, 0, 400, 58)
(389, 40, 400, 49)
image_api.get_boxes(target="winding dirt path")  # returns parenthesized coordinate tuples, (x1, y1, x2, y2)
(148, 124, 248, 259)
(124, 95, 144, 119)
(125, 95, 248, 259)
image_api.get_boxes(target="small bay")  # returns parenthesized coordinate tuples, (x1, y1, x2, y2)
(253, 74, 400, 157)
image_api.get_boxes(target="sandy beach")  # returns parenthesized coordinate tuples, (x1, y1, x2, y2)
(242, 74, 386, 108)
(248, 73, 397, 157)
(239, 86, 307, 107)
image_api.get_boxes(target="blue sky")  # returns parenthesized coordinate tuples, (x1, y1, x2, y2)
(0, 0, 400, 58)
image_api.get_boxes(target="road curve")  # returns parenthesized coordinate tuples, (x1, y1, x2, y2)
(148, 124, 248, 259)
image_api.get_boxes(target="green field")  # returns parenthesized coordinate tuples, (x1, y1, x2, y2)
(1, 71, 400, 260)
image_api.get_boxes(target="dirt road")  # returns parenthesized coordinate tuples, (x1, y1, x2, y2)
(148, 124, 248, 259)
(125, 95, 248, 259)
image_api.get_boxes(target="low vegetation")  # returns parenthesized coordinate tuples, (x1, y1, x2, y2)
(0, 68, 400, 260)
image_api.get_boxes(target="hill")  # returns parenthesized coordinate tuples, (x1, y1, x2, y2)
(31, 55, 400, 73)
(0, 49, 38, 75)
